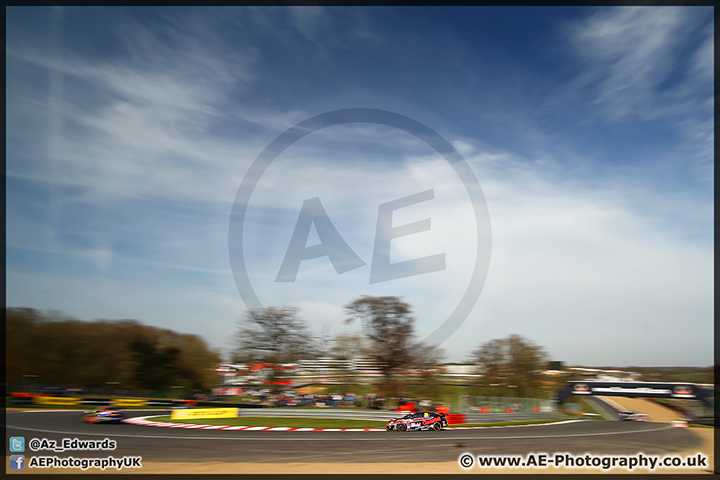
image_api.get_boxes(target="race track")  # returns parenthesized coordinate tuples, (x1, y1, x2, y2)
(596, 397, 686, 423)
(6, 409, 705, 465)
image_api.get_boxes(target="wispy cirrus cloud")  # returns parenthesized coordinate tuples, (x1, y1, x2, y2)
(565, 6, 711, 119)
(555, 6, 714, 186)
(6, 10, 262, 283)
(6, 8, 263, 194)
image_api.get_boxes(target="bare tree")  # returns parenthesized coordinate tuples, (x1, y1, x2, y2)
(409, 343, 446, 370)
(344, 296, 418, 396)
(232, 306, 317, 364)
(470, 334, 549, 398)
(327, 332, 366, 361)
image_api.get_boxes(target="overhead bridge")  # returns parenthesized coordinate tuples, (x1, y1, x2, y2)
(556, 381, 714, 410)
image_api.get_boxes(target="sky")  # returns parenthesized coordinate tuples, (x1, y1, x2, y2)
(6, 6, 714, 367)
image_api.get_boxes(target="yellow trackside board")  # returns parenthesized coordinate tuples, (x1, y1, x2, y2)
(111, 398, 148, 407)
(171, 407, 239, 420)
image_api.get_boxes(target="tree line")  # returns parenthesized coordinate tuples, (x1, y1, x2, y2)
(232, 295, 551, 398)
(6, 296, 553, 399)
(6, 308, 221, 395)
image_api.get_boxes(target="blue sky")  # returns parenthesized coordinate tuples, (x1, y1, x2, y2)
(6, 6, 713, 366)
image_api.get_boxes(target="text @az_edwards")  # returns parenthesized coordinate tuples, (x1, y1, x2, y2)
(28, 437, 116, 452)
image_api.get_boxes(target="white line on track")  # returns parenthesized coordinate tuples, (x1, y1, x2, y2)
(7, 413, 676, 442)
(6, 422, 676, 442)
(125, 415, 584, 432)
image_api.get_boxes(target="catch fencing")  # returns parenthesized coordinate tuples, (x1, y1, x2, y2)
(458, 395, 571, 414)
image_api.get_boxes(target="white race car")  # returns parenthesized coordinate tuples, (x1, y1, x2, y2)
(618, 410, 649, 422)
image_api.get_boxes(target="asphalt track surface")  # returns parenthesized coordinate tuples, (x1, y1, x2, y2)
(6, 409, 704, 464)
(583, 396, 625, 421)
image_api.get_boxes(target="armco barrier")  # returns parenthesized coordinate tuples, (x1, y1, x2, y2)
(80, 398, 112, 406)
(33, 396, 82, 405)
(10, 393, 267, 409)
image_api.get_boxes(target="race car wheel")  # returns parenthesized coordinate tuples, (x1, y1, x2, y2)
(432, 422, 442, 431)
(397, 423, 407, 432)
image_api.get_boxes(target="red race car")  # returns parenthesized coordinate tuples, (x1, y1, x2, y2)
(386, 411, 448, 431)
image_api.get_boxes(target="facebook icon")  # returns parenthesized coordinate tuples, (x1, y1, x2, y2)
(10, 455, 25, 470)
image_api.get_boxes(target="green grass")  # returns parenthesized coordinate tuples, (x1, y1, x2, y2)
(664, 372, 714, 384)
(151, 415, 387, 429)
(149, 415, 572, 429)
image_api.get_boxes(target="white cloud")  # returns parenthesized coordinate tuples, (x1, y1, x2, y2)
(568, 7, 685, 116)
(565, 6, 712, 124)
(450, 149, 714, 365)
